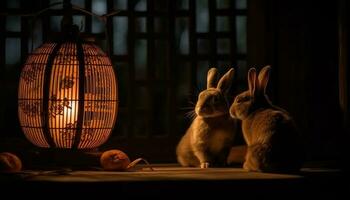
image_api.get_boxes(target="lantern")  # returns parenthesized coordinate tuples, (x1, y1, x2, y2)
(18, 6, 118, 150)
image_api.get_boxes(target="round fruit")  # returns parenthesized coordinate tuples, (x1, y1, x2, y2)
(100, 149, 130, 171)
(0, 152, 22, 172)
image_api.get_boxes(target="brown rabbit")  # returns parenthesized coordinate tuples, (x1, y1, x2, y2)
(176, 68, 238, 168)
(230, 66, 304, 173)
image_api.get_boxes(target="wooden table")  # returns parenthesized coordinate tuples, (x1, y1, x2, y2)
(0, 164, 346, 198)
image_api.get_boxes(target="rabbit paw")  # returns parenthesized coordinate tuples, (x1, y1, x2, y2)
(200, 162, 210, 168)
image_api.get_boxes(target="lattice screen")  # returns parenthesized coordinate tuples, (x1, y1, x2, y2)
(0, 0, 246, 145)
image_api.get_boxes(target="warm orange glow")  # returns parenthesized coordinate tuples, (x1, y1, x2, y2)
(18, 42, 118, 149)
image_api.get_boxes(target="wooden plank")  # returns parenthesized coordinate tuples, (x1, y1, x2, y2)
(85, 0, 92, 33)
(168, 0, 176, 136)
(106, 0, 113, 56)
(229, 0, 238, 68)
(209, 0, 217, 66)
(214, 8, 247, 16)
(20, 0, 29, 64)
(189, 0, 197, 96)
(0, 5, 5, 73)
(147, 0, 155, 137)
(22, 167, 304, 182)
(338, 0, 350, 137)
(127, 0, 136, 138)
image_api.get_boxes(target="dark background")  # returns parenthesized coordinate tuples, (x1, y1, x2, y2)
(248, 0, 348, 167)
(0, 0, 348, 168)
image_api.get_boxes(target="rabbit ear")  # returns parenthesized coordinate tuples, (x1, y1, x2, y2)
(257, 65, 271, 94)
(217, 68, 235, 93)
(248, 68, 257, 96)
(207, 68, 218, 88)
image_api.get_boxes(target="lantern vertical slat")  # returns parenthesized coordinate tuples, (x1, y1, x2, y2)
(51, 48, 60, 147)
(98, 54, 106, 147)
(72, 41, 85, 149)
(62, 52, 67, 148)
(90, 45, 102, 149)
(33, 54, 40, 146)
(42, 43, 61, 148)
(92, 45, 101, 148)
(99, 53, 109, 147)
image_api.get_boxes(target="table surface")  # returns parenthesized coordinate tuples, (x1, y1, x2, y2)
(0, 164, 342, 182)
(0, 164, 345, 198)
(15, 166, 306, 182)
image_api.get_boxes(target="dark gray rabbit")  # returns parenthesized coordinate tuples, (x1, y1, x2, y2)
(230, 66, 304, 172)
(176, 68, 238, 168)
